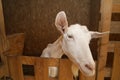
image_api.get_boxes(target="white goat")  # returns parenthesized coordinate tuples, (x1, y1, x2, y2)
(41, 11, 109, 79)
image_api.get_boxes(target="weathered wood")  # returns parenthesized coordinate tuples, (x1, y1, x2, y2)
(35, 58, 59, 80)
(80, 74, 95, 80)
(113, 0, 120, 3)
(111, 43, 120, 80)
(97, 0, 112, 80)
(0, 64, 5, 77)
(6, 33, 25, 56)
(0, 0, 9, 77)
(0, 0, 8, 53)
(108, 42, 115, 52)
(112, 3, 120, 13)
(24, 76, 35, 80)
(4, 33, 25, 79)
(110, 21, 120, 33)
(21, 56, 36, 65)
(7, 56, 24, 80)
(59, 59, 73, 80)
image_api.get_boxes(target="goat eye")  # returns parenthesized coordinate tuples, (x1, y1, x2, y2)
(68, 35, 73, 38)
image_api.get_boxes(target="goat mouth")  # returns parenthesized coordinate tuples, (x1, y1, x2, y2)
(76, 63, 95, 76)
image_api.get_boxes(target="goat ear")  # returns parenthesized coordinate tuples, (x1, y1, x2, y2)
(55, 11, 68, 34)
(90, 31, 109, 38)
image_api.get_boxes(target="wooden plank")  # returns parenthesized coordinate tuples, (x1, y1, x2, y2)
(0, 33, 25, 78)
(0, 65, 5, 77)
(7, 56, 24, 80)
(6, 33, 25, 56)
(108, 41, 120, 52)
(21, 56, 36, 65)
(108, 41, 116, 52)
(112, 3, 120, 13)
(35, 58, 59, 80)
(80, 74, 95, 80)
(0, 0, 8, 53)
(24, 76, 34, 80)
(110, 21, 120, 34)
(97, 0, 112, 80)
(59, 59, 73, 80)
(0, 0, 9, 77)
(113, 0, 120, 3)
(111, 43, 120, 80)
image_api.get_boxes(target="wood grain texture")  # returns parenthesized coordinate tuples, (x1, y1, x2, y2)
(59, 59, 73, 80)
(35, 58, 59, 80)
(7, 56, 24, 80)
(112, 3, 120, 13)
(6, 33, 25, 56)
(24, 76, 35, 80)
(0, 0, 8, 53)
(97, 0, 112, 80)
(0, 0, 9, 77)
(80, 74, 95, 80)
(110, 21, 120, 34)
(111, 43, 120, 80)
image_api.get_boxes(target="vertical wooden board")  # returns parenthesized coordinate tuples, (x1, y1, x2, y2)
(7, 56, 24, 80)
(97, 0, 112, 80)
(0, 0, 9, 77)
(59, 59, 73, 80)
(80, 73, 95, 80)
(35, 58, 49, 80)
(111, 43, 120, 80)
(0, 0, 8, 53)
(6, 33, 25, 56)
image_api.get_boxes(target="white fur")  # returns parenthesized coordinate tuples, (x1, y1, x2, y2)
(41, 11, 109, 78)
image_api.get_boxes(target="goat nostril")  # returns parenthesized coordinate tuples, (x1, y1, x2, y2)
(85, 64, 93, 71)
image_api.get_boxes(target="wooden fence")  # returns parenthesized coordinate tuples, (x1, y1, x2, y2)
(0, 0, 120, 80)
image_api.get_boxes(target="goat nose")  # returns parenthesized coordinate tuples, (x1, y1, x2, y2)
(85, 63, 95, 71)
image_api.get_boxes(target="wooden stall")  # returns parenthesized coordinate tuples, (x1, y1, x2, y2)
(0, 0, 120, 80)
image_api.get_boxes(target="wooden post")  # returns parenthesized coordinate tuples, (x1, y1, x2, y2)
(59, 59, 73, 80)
(96, 0, 112, 80)
(7, 56, 24, 80)
(6, 33, 25, 80)
(0, 0, 8, 53)
(0, 0, 9, 78)
(111, 43, 120, 80)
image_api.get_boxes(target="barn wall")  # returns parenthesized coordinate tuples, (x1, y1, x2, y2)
(2, 0, 94, 56)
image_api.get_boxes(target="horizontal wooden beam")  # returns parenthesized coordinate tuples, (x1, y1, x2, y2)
(108, 41, 120, 52)
(110, 21, 120, 33)
(24, 76, 34, 80)
(111, 43, 120, 80)
(112, 3, 120, 13)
